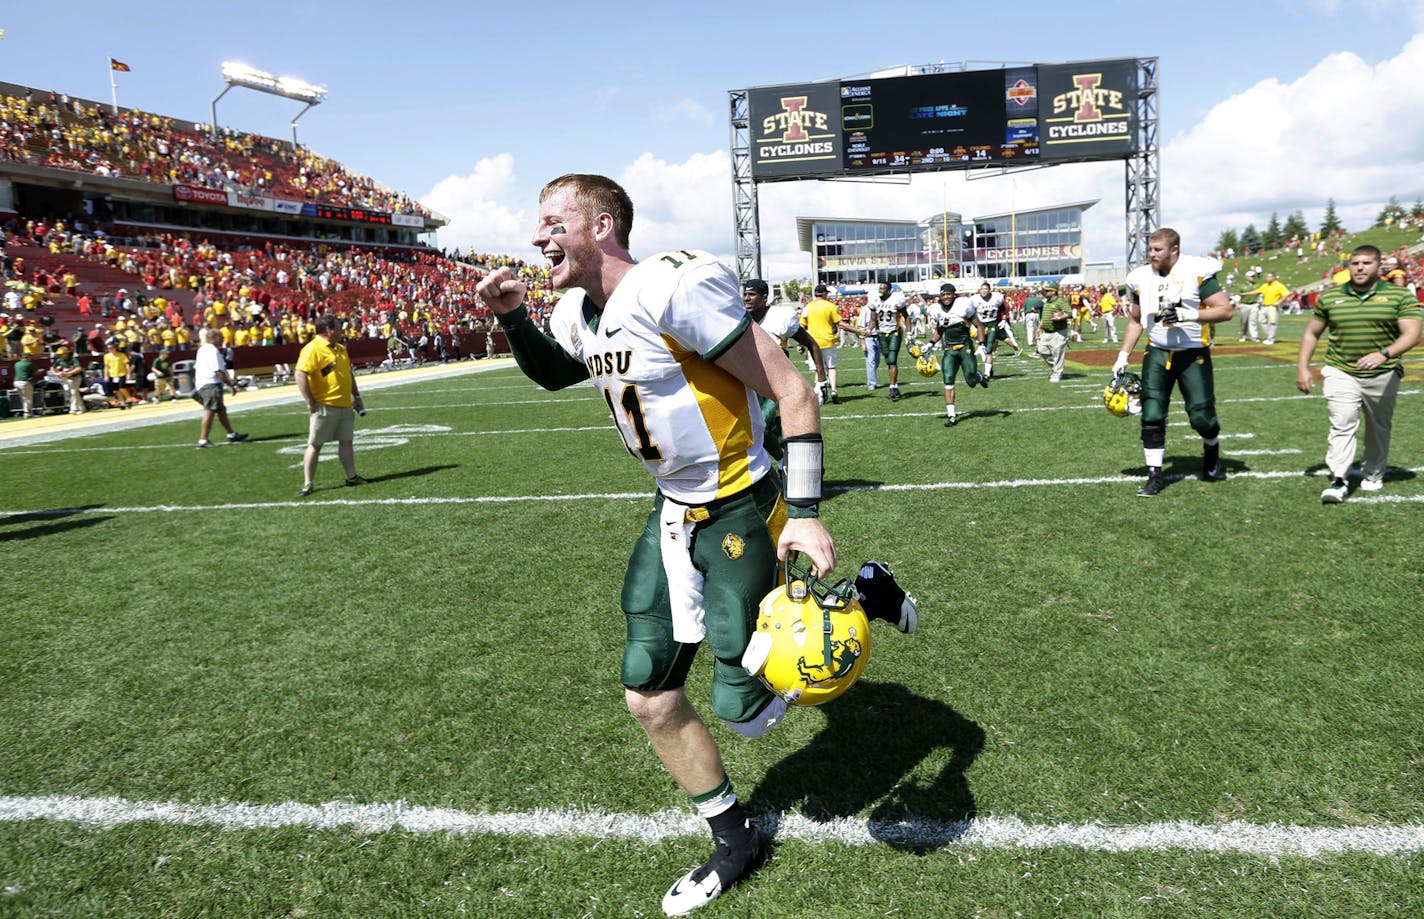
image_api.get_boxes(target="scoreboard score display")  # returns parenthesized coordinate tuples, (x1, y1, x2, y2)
(841, 66, 1040, 170)
(307, 204, 395, 224)
(748, 59, 1139, 180)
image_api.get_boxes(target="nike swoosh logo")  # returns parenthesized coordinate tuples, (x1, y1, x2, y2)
(603, 327, 622, 337)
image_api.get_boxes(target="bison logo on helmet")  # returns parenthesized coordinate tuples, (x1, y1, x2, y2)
(796, 634, 864, 687)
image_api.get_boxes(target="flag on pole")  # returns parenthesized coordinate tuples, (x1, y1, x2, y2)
(110, 58, 131, 72)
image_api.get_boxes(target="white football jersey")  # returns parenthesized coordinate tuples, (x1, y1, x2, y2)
(969, 291, 1004, 323)
(548, 249, 769, 504)
(756, 304, 803, 347)
(861, 290, 906, 334)
(929, 300, 977, 328)
(1126, 254, 1223, 350)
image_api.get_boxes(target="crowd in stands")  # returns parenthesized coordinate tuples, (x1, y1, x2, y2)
(0, 88, 430, 217)
(1, 217, 579, 415)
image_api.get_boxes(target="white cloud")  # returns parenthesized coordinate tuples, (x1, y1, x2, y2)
(1162, 32, 1424, 249)
(618, 151, 732, 255)
(421, 154, 530, 255)
(424, 33, 1424, 279)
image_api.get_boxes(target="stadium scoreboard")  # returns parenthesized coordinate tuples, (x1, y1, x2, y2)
(309, 204, 394, 225)
(747, 59, 1140, 180)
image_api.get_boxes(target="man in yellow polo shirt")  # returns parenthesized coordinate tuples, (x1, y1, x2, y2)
(1252, 272, 1291, 345)
(799, 283, 855, 404)
(295, 314, 366, 497)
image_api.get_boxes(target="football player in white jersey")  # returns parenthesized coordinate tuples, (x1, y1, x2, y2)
(742, 278, 827, 457)
(478, 174, 917, 916)
(967, 281, 1010, 378)
(1114, 227, 1236, 497)
(857, 281, 910, 399)
(928, 283, 990, 426)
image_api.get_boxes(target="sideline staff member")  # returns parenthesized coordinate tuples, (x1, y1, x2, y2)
(295, 314, 366, 496)
(1297, 245, 1421, 503)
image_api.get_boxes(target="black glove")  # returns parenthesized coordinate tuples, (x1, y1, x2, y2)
(1158, 303, 1180, 325)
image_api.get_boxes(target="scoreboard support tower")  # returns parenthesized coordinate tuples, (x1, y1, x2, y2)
(1125, 57, 1160, 272)
(728, 89, 762, 283)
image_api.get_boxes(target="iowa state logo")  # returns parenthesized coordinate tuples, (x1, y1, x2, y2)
(1045, 71, 1132, 142)
(761, 96, 830, 141)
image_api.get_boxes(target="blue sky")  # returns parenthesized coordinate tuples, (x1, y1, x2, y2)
(3, 1, 1423, 280)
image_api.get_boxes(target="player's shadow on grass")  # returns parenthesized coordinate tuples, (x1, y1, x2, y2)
(239, 432, 303, 443)
(0, 505, 111, 541)
(359, 464, 459, 484)
(1125, 455, 1250, 480)
(824, 479, 884, 501)
(746, 680, 983, 854)
(1302, 462, 1416, 484)
(957, 408, 1012, 422)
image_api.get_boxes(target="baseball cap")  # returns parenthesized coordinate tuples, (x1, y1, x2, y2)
(742, 278, 769, 295)
(813, 283, 829, 295)
(1042, 280, 1059, 291)
(939, 283, 957, 294)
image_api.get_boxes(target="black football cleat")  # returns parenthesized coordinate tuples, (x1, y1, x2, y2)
(1137, 473, 1167, 497)
(661, 824, 767, 916)
(855, 560, 919, 633)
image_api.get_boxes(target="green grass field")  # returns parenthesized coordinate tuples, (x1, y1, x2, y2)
(3, 315, 1423, 918)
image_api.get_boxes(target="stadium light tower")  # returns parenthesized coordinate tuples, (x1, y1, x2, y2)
(211, 61, 328, 149)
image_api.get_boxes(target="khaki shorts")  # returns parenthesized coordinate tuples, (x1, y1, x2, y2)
(308, 403, 356, 447)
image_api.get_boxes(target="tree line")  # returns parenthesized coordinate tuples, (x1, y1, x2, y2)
(1215, 196, 1423, 255)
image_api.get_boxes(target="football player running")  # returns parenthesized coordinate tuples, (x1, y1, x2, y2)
(857, 281, 910, 399)
(929, 282, 990, 426)
(968, 281, 1010, 378)
(478, 174, 918, 916)
(1114, 227, 1236, 497)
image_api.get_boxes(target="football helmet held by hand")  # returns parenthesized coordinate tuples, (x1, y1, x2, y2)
(1104, 370, 1142, 417)
(742, 555, 871, 706)
(916, 353, 940, 378)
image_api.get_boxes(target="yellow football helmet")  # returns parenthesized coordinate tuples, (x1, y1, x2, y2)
(916, 354, 939, 378)
(908, 343, 923, 359)
(742, 556, 871, 707)
(1104, 371, 1142, 417)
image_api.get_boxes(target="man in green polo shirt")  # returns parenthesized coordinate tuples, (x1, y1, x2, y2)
(13, 352, 38, 417)
(1034, 281, 1072, 383)
(1022, 287, 1044, 351)
(51, 345, 86, 414)
(1297, 244, 1421, 503)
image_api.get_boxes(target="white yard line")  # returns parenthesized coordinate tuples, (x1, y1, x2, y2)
(9, 388, 1419, 456)
(0, 794, 1419, 857)
(4, 465, 1421, 517)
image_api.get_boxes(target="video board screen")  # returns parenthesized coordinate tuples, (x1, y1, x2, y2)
(746, 59, 1137, 180)
(840, 67, 1039, 170)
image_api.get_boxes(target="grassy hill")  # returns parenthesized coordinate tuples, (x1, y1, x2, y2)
(1221, 223, 1422, 294)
